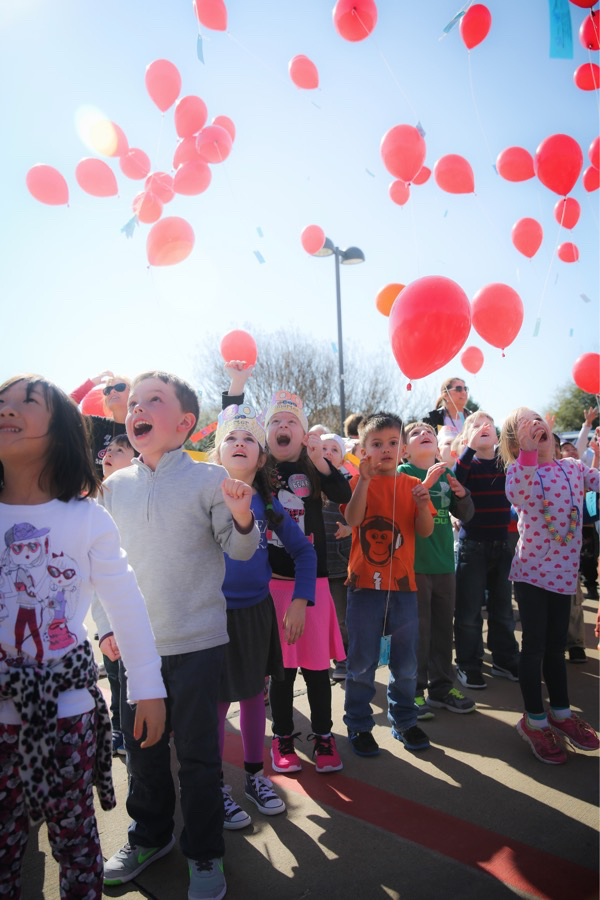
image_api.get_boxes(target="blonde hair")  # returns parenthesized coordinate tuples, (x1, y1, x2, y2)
(451, 433, 465, 457)
(404, 421, 437, 441)
(499, 407, 530, 468)
(462, 409, 494, 438)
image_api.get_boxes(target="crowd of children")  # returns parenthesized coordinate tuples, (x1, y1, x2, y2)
(0, 366, 598, 900)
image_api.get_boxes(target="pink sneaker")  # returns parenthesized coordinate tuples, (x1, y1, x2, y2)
(271, 734, 302, 773)
(516, 715, 568, 765)
(548, 713, 600, 751)
(308, 734, 343, 773)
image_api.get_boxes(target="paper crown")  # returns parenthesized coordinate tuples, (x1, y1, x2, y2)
(215, 404, 266, 449)
(264, 390, 308, 432)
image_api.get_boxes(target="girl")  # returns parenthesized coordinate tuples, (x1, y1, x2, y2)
(70, 371, 130, 477)
(0, 375, 166, 898)
(213, 403, 316, 828)
(224, 364, 350, 774)
(500, 408, 599, 764)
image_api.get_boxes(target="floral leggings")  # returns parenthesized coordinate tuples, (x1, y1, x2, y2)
(0, 712, 103, 899)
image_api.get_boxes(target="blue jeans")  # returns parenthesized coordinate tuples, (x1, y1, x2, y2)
(454, 538, 519, 673)
(343, 587, 418, 734)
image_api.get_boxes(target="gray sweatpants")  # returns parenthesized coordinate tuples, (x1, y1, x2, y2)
(415, 572, 456, 700)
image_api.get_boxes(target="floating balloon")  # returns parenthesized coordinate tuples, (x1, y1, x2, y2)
(569, 0, 596, 7)
(26, 164, 69, 205)
(289, 55, 319, 89)
(75, 158, 118, 197)
(434, 154, 474, 193)
(196, 125, 233, 163)
(173, 160, 212, 195)
(333, 0, 378, 42)
(389, 180, 410, 206)
(212, 115, 236, 142)
(81, 388, 106, 417)
(579, 11, 599, 50)
(511, 218, 543, 258)
(145, 59, 181, 112)
(133, 191, 163, 224)
(388, 276, 471, 381)
(589, 136, 599, 169)
(193, 0, 227, 31)
(461, 346, 484, 374)
(120, 148, 151, 180)
(301, 225, 325, 255)
(106, 123, 129, 158)
(220, 330, 257, 368)
(496, 146, 535, 182)
(557, 242, 579, 262)
(471, 283, 523, 352)
(380, 125, 426, 183)
(574, 62, 600, 90)
(146, 217, 195, 267)
(583, 164, 599, 191)
(375, 283, 404, 317)
(175, 96, 208, 138)
(173, 136, 200, 169)
(554, 197, 580, 229)
(145, 172, 174, 204)
(460, 4, 491, 49)
(535, 134, 583, 196)
(572, 352, 600, 394)
(412, 166, 431, 185)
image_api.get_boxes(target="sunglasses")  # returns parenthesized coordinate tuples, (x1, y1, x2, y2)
(448, 385, 469, 393)
(103, 382, 128, 396)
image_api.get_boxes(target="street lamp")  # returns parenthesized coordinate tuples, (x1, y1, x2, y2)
(314, 238, 366, 434)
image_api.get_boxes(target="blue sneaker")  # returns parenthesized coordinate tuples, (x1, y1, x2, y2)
(104, 837, 175, 885)
(393, 724, 430, 751)
(112, 730, 126, 756)
(188, 858, 226, 900)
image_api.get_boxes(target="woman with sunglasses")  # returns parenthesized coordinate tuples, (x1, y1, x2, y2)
(424, 377, 471, 436)
(70, 372, 130, 477)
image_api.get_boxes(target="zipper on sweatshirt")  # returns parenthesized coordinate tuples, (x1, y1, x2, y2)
(146, 471, 155, 521)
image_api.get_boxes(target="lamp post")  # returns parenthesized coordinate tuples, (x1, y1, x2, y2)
(314, 238, 365, 435)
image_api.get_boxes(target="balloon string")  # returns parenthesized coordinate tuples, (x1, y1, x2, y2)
(359, 10, 419, 120)
(472, 191, 503, 244)
(467, 51, 495, 168)
(586, 48, 600, 112)
(406, 190, 421, 277)
(533, 215, 563, 326)
(583, 186, 599, 230)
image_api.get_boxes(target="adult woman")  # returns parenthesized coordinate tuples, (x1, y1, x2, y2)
(70, 371, 130, 476)
(424, 377, 470, 436)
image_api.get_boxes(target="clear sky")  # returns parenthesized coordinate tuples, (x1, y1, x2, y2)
(2, 0, 598, 424)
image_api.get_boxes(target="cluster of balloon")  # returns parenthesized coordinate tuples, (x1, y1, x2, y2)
(536, 133, 584, 262)
(512, 217, 543, 259)
(572, 352, 600, 395)
(460, 346, 484, 374)
(301, 225, 326, 255)
(219, 330, 258, 368)
(388, 276, 471, 388)
(459, 4, 492, 50)
(375, 283, 405, 316)
(193, 0, 227, 31)
(332, 0, 378, 42)
(471, 283, 524, 356)
(289, 56, 319, 89)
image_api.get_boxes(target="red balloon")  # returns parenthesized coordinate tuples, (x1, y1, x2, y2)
(146, 217, 195, 267)
(433, 154, 474, 194)
(106, 123, 129, 158)
(173, 160, 212, 195)
(289, 55, 319, 90)
(471, 283, 523, 351)
(583, 164, 599, 191)
(196, 125, 233, 163)
(380, 125, 426, 183)
(412, 166, 431, 185)
(557, 242, 579, 263)
(175, 96, 208, 138)
(220, 330, 257, 368)
(535, 134, 583, 196)
(375, 283, 404, 317)
(574, 62, 600, 90)
(193, 0, 227, 31)
(133, 191, 163, 224)
(120, 149, 151, 180)
(81, 388, 106, 417)
(145, 59, 182, 112)
(333, 0, 378, 42)
(579, 10, 599, 50)
(511, 218, 543, 258)
(460, 4, 492, 49)
(589, 136, 599, 169)
(389, 180, 410, 206)
(569, 0, 596, 7)
(75, 158, 118, 197)
(145, 172, 174, 204)
(301, 225, 325, 255)
(212, 115, 236, 142)
(461, 346, 484, 374)
(388, 276, 471, 380)
(26, 164, 69, 205)
(572, 352, 600, 394)
(496, 146, 535, 182)
(173, 136, 200, 169)
(554, 197, 580, 229)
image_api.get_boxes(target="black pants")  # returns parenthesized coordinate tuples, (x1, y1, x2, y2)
(514, 582, 570, 715)
(270, 667, 332, 736)
(103, 653, 121, 731)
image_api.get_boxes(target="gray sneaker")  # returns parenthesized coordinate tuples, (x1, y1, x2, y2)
(244, 772, 286, 815)
(188, 857, 226, 900)
(427, 688, 476, 714)
(222, 784, 251, 830)
(103, 836, 175, 885)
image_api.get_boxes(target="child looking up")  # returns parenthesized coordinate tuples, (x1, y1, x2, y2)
(101, 433, 135, 478)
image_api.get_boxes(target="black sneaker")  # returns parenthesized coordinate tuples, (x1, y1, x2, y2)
(347, 730, 380, 757)
(568, 646, 588, 663)
(456, 667, 487, 689)
(393, 725, 430, 751)
(491, 663, 519, 682)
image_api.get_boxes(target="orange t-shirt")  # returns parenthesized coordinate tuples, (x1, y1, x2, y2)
(341, 473, 427, 592)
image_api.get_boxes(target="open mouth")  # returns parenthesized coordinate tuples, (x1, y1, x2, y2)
(0, 426, 21, 433)
(133, 420, 153, 438)
(276, 434, 290, 446)
(232, 451, 247, 458)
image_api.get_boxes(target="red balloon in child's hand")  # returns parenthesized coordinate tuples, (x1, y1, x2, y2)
(220, 331, 257, 368)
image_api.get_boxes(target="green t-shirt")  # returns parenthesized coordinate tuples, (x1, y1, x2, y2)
(397, 462, 455, 574)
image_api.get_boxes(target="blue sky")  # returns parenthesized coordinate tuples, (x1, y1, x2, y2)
(2, 0, 598, 423)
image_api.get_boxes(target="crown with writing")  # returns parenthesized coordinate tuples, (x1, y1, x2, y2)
(215, 404, 266, 448)
(264, 390, 308, 432)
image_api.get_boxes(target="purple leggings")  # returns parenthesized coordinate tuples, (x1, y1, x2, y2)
(218, 691, 266, 766)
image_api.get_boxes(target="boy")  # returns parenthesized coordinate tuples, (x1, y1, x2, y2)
(453, 411, 520, 690)
(95, 372, 260, 900)
(101, 433, 136, 477)
(341, 412, 435, 757)
(398, 423, 475, 718)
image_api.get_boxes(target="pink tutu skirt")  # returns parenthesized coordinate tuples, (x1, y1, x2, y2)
(270, 576, 346, 670)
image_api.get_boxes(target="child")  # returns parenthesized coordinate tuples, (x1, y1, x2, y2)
(453, 411, 520, 690)
(500, 408, 599, 764)
(0, 375, 166, 899)
(341, 412, 435, 757)
(213, 403, 316, 828)
(398, 422, 476, 718)
(70, 372, 130, 477)
(96, 371, 260, 900)
(101, 433, 135, 477)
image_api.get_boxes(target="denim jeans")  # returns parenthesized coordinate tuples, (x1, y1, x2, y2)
(343, 586, 418, 734)
(454, 538, 519, 673)
(120, 645, 225, 862)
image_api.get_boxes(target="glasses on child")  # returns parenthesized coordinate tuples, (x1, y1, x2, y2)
(103, 382, 128, 396)
(449, 385, 469, 393)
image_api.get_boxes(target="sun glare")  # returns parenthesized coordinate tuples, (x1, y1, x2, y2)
(74, 106, 119, 156)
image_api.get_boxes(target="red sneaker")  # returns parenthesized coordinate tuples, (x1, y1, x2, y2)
(516, 715, 568, 765)
(271, 734, 302, 773)
(548, 713, 600, 751)
(308, 734, 343, 773)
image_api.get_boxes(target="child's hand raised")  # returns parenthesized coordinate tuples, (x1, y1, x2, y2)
(467, 422, 493, 450)
(224, 360, 254, 396)
(446, 472, 466, 498)
(358, 455, 380, 482)
(517, 418, 549, 451)
(412, 482, 431, 507)
(303, 431, 325, 462)
(221, 478, 253, 528)
(422, 462, 448, 490)
(134, 698, 166, 749)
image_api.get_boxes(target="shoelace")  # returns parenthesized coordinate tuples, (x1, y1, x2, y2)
(276, 732, 301, 755)
(221, 785, 241, 813)
(308, 734, 334, 756)
(448, 689, 465, 699)
(250, 774, 276, 799)
(192, 859, 215, 874)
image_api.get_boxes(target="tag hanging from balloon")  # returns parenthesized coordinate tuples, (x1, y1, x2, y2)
(379, 634, 391, 667)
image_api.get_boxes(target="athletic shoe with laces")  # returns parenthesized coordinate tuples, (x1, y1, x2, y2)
(427, 688, 476, 714)
(244, 772, 286, 815)
(393, 724, 431, 751)
(516, 715, 567, 764)
(414, 696, 435, 720)
(188, 857, 226, 900)
(103, 836, 176, 885)
(307, 733, 343, 772)
(456, 667, 486, 689)
(491, 663, 519, 681)
(112, 730, 126, 756)
(221, 784, 251, 830)
(548, 713, 600, 751)
(271, 733, 302, 773)
(347, 729, 380, 757)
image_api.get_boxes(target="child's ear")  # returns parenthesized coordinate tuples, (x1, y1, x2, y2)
(360, 446, 367, 458)
(257, 451, 268, 470)
(179, 412, 196, 434)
